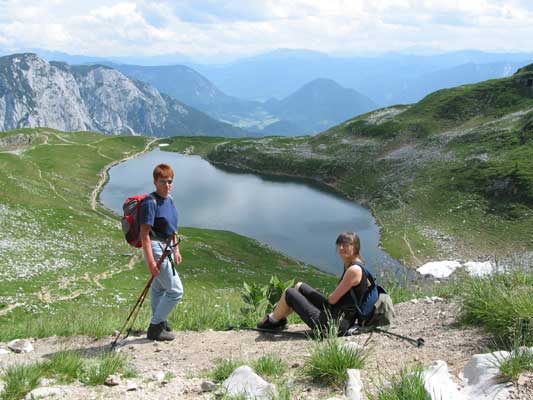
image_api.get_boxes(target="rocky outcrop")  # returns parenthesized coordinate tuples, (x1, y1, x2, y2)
(0, 54, 246, 137)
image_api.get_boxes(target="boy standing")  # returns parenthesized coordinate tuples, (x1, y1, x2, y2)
(139, 163, 183, 341)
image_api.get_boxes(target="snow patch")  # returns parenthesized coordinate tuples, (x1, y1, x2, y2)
(417, 260, 494, 278)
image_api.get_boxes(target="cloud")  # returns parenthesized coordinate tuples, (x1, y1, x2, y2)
(0, 0, 532, 59)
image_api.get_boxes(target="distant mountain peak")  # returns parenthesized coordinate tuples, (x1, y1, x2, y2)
(0, 53, 247, 137)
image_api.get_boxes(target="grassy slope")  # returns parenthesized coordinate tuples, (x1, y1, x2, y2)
(165, 67, 533, 265)
(0, 128, 335, 341)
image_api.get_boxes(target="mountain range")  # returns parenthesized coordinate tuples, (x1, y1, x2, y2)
(0, 54, 246, 137)
(192, 49, 533, 106)
(102, 63, 376, 135)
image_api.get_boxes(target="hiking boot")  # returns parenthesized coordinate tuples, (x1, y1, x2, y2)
(147, 322, 176, 341)
(163, 320, 172, 332)
(256, 315, 288, 331)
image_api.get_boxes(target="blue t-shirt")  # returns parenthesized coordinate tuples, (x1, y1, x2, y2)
(139, 192, 178, 240)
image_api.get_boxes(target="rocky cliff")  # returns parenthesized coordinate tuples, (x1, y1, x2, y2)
(0, 54, 247, 137)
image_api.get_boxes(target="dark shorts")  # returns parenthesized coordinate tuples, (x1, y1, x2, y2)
(285, 283, 351, 333)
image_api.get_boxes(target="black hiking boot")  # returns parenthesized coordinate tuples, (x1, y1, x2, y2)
(147, 322, 176, 341)
(256, 315, 288, 331)
(163, 320, 172, 332)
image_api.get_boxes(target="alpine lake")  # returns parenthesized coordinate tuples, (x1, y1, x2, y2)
(101, 148, 405, 277)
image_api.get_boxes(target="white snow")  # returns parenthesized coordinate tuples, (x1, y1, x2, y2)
(417, 260, 494, 278)
(417, 261, 462, 278)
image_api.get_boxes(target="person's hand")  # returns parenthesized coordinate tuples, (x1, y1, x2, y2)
(174, 249, 182, 265)
(148, 260, 160, 277)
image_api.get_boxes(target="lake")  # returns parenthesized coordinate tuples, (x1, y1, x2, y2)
(100, 148, 404, 276)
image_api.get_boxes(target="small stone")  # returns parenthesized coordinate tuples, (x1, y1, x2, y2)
(154, 348, 162, 352)
(0, 348, 9, 355)
(126, 381, 138, 391)
(105, 375, 120, 386)
(153, 371, 165, 381)
(201, 380, 217, 392)
(8, 339, 34, 353)
(291, 362, 300, 368)
(410, 299, 419, 304)
(112, 330, 120, 337)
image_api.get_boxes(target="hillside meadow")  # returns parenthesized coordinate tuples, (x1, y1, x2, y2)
(0, 128, 335, 341)
(164, 66, 533, 266)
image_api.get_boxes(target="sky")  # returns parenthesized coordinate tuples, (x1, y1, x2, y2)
(1, 0, 533, 62)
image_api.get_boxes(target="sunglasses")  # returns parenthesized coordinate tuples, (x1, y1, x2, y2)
(158, 179, 173, 185)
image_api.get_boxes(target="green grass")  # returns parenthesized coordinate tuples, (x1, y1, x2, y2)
(252, 355, 287, 378)
(208, 358, 245, 383)
(368, 365, 431, 400)
(498, 347, 533, 382)
(0, 351, 131, 400)
(0, 363, 45, 400)
(456, 270, 533, 344)
(79, 352, 126, 386)
(303, 326, 367, 387)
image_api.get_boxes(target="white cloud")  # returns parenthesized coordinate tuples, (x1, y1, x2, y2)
(0, 0, 532, 60)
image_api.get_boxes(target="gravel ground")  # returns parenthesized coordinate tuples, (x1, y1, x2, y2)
(1, 299, 531, 399)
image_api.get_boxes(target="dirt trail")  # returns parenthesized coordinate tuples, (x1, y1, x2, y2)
(1, 300, 531, 399)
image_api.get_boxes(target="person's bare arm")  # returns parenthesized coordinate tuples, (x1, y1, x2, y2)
(327, 266, 362, 305)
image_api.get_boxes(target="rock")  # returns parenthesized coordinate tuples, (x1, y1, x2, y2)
(345, 369, 363, 400)
(126, 380, 138, 391)
(104, 375, 120, 386)
(8, 339, 34, 353)
(24, 387, 65, 399)
(201, 380, 217, 392)
(111, 330, 120, 337)
(222, 365, 276, 399)
(153, 371, 166, 381)
(422, 360, 463, 400)
(462, 351, 513, 400)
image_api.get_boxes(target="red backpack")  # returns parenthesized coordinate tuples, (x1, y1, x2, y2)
(121, 194, 155, 248)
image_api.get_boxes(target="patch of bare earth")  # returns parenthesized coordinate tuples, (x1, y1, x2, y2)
(1, 299, 530, 399)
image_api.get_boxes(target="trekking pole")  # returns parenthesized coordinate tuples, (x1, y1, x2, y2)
(373, 327, 425, 348)
(111, 239, 173, 350)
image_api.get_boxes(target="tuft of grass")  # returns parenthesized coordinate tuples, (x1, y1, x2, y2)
(209, 358, 245, 383)
(46, 350, 85, 382)
(368, 365, 431, 400)
(163, 371, 175, 381)
(1, 363, 45, 400)
(499, 348, 533, 382)
(79, 352, 126, 386)
(252, 354, 287, 378)
(303, 324, 367, 387)
(457, 270, 533, 344)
